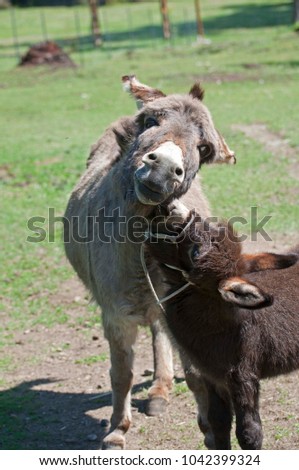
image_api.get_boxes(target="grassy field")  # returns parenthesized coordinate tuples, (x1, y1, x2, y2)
(0, 0, 298, 355)
(0, 0, 299, 449)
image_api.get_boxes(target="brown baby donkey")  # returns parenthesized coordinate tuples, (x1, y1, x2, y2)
(147, 213, 299, 450)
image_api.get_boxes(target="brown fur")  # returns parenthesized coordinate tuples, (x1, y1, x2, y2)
(189, 83, 205, 101)
(147, 217, 299, 449)
(240, 252, 297, 272)
(122, 75, 166, 105)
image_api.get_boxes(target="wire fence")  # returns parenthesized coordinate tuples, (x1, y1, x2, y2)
(0, 3, 200, 67)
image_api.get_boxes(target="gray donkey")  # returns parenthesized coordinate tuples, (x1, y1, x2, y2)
(64, 75, 235, 449)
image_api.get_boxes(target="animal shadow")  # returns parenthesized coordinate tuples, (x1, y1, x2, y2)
(0, 378, 155, 450)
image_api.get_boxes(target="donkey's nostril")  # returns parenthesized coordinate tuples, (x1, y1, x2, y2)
(175, 167, 183, 176)
(148, 153, 157, 161)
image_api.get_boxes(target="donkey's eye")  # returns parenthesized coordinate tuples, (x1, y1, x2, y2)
(198, 144, 213, 161)
(191, 244, 201, 261)
(144, 117, 159, 130)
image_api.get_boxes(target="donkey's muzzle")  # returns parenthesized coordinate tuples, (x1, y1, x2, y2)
(134, 141, 184, 205)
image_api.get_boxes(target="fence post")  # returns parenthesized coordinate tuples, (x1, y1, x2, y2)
(148, 8, 156, 48)
(74, 8, 85, 67)
(126, 8, 135, 50)
(183, 8, 189, 45)
(40, 9, 48, 42)
(101, 9, 107, 44)
(9, 7, 20, 64)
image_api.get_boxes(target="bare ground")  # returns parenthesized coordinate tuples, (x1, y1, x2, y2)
(232, 123, 299, 180)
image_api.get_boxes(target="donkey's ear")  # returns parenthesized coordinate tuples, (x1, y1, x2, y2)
(214, 130, 236, 165)
(112, 116, 137, 152)
(241, 252, 298, 274)
(218, 277, 273, 310)
(189, 83, 205, 101)
(122, 75, 166, 109)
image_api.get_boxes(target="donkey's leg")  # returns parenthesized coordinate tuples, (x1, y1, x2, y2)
(180, 354, 216, 449)
(230, 375, 263, 450)
(204, 379, 232, 450)
(146, 319, 174, 416)
(102, 320, 138, 450)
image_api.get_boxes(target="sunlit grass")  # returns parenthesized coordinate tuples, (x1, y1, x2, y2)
(0, 0, 298, 340)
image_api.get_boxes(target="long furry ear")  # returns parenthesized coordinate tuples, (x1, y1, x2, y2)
(241, 252, 298, 274)
(215, 130, 236, 165)
(122, 75, 166, 109)
(219, 277, 273, 309)
(189, 83, 205, 101)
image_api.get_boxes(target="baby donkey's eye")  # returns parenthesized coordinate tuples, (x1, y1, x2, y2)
(144, 117, 159, 130)
(191, 244, 201, 262)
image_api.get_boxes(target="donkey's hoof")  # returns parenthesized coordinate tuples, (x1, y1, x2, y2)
(198, 416, 216, 449)
(146, 396, 168, 416)
(204, 433, 216, 450)
(102, 432, 125, 450)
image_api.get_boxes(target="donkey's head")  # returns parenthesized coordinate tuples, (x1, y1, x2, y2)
(118, 75, 235, 207)
(148, 212, 298, 309)
(148, 215, 242, 283)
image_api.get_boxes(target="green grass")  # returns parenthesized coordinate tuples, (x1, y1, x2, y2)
(75, 354, 108, 365)
(0, 356, 15, 373)
(274, 426, 291, 441)
(173, 381, 189, 396)
(0, 0, 299, 363)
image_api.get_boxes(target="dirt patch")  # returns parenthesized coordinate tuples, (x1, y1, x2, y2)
(163, 71, 260, 85)
(19, 41, 76, 69)
(232, 123, 299, 180)
(35, 157, 62, 167)
(243, 232, 298, 254)
(199, 72, 257, 84)
(0, 164, 14, 182)
(1, 236, 299, 450)
(49, 277, 89, 308)
(242, 63, 262, 70)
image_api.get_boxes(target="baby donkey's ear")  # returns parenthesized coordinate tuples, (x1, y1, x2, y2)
(218, 277, 273, 310)
(241, 252, 298, 274)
